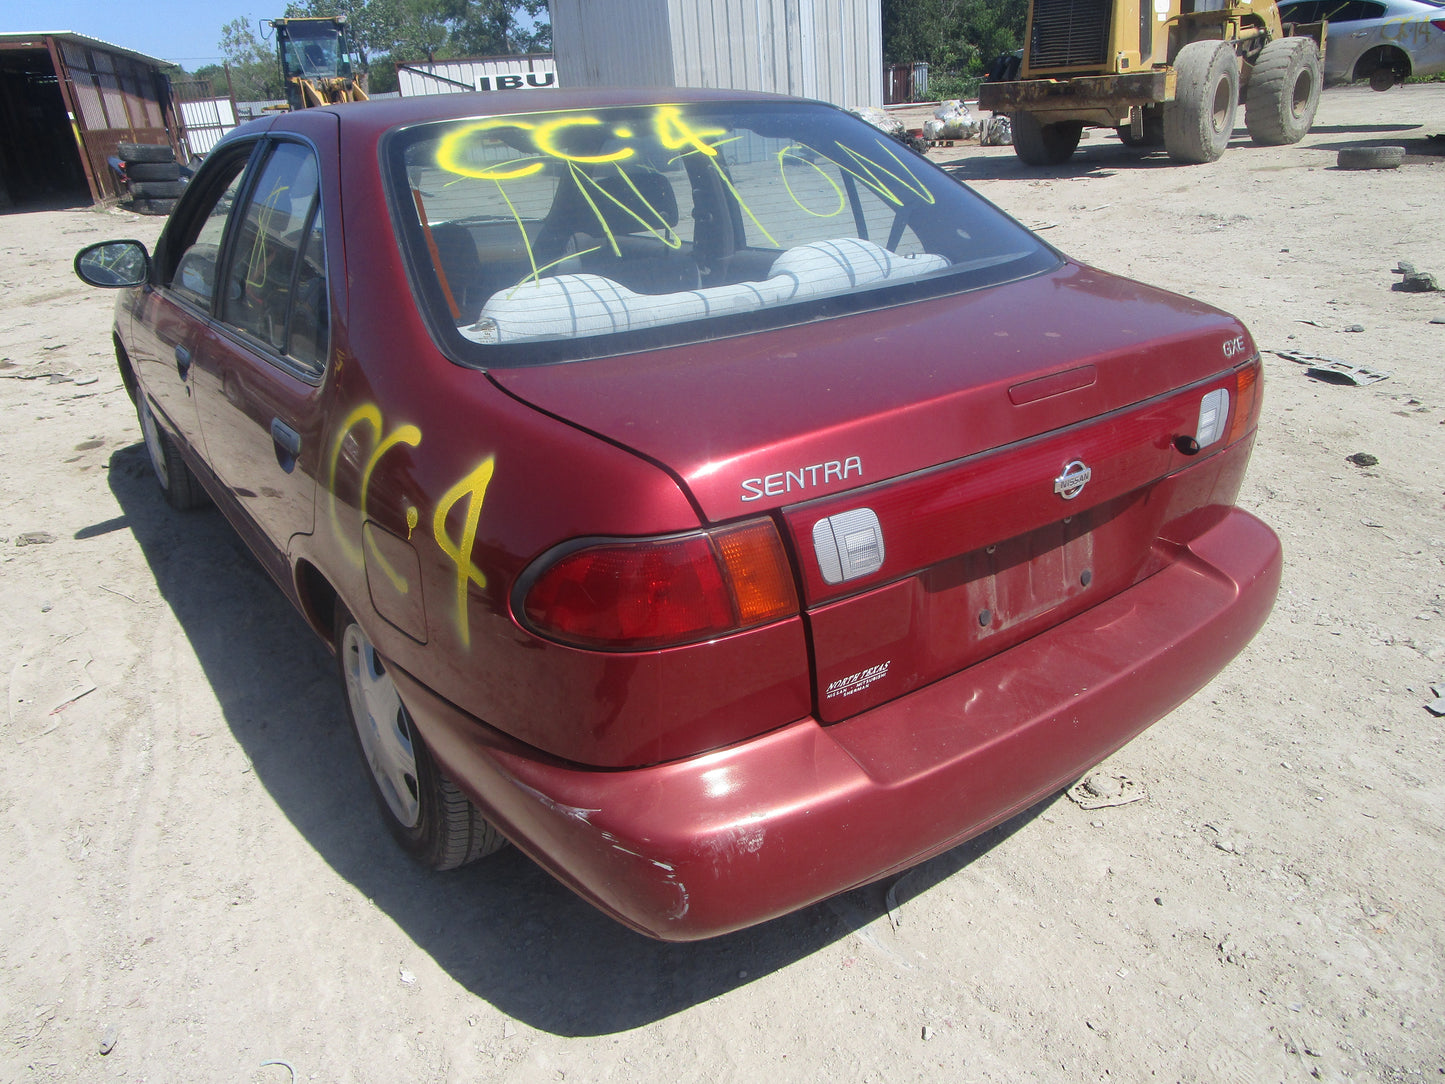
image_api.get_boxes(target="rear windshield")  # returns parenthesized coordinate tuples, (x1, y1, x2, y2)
(385, 100, 1056, 366)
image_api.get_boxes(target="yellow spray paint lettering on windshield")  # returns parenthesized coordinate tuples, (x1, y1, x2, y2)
(828, 141, 936, 207)
(654, 105, 727, 157)
(533, 115, 636, 164)
(437, 118, 545, 180)
(777, 145, 846, 219)
(428, 105, 941, 289)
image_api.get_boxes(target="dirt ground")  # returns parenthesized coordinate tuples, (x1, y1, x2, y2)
(1, 84, 1442, 1083)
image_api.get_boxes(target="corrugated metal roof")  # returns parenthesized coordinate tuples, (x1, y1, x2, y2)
(0, 31, 172, 68)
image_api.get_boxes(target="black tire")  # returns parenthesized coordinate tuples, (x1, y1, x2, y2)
(136, 394, 206, 510)
(128, 179, 187, 199)
(1012, 112, 1083, 166)
(336, 601, 506, 871)
(129, 198, 179, 216)
(1246, 38, 1321, 145)
(117, 142, 175, 164)
(125, 161, 182, 182)
(1117, 115, 1165, 147)
(1165, 40, 1240, 164)
(1337, 145, 1404, 169)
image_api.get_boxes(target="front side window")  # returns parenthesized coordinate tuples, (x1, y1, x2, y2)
(220, 141, 329, 376)
(166, 158, 249, 310)
(386, 101, 1054, 366)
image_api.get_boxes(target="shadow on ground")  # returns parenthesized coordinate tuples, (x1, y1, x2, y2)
(99, 441, 1056, 1036)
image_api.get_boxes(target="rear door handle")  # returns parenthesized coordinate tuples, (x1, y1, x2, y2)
(174, 344, 192, 379)
(271, 418, 301, 473)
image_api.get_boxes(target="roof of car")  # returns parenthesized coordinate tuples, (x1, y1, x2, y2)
(272, 86, 809, 140)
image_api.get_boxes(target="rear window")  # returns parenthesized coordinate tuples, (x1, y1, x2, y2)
(385, 100, 1056, 366)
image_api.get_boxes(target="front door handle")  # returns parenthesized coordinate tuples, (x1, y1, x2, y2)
(271, 418, 301, 473)
(174, 344, 192, 379)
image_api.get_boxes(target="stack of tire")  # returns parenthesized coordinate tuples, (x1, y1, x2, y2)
(117, 142, 187, 216)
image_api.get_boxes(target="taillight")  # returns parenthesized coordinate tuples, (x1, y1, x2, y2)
(519, 518, 799, 650)
(1228, 357, 1261, 445)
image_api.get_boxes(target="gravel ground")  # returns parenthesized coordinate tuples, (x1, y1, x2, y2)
(1, 84, 1442, 1083)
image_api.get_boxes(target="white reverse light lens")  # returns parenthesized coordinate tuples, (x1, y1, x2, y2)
(1196, 388, 1230, 448)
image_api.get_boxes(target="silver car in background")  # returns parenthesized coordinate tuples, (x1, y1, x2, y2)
(1278, 0, 1445, 88)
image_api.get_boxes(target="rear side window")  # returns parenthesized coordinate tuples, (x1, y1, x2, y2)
(1318, 0, 1386, 18)
(386, 101, 1055, 366)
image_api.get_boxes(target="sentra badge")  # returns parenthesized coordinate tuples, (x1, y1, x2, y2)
(741, 456, 862, 502)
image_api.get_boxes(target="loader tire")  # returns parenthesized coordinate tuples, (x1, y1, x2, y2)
(1246, 38, 1321, 146)
(1165, 40, 1239, 164)
(1011, 112, 1083, 166)
(117, 142, 175, 164)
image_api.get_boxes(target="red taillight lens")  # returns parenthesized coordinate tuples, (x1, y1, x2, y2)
(1228, 358, 1261, 445)
(521, 519, 799, 650)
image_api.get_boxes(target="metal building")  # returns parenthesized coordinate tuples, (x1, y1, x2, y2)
(0, 31, 181, 208)
(550, 0, 883, 108)
(396, 54, 558, 96)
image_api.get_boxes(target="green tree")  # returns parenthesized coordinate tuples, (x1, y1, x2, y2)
(275, 0, 550, 76)
(883, 0, 1027, 77)
(445, 0, 551, 57)
(217, 16, 287, 100)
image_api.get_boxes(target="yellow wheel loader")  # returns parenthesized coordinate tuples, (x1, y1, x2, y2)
(271, 16, 370, 110)
(977, 0, 1327, 165)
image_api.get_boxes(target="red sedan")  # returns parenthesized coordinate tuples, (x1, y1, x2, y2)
(75, 88, 1280, 940)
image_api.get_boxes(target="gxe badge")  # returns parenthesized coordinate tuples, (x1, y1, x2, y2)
(1053, 460, 1092, 500)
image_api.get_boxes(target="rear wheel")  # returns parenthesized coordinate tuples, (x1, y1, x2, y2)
(1354, 45, 1410, 91)
(137, 394, 205, 510)
(336, 602, 506, 870)
(1165, 40, 1240, 164)
(1246, 38, 1321, 146)
(1012, 112, 1084, 166)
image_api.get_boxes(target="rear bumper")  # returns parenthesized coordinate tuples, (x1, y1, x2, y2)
(400, 507, 1280, 941)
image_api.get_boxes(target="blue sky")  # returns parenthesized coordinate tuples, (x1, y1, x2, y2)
(15, 4, 279, 67)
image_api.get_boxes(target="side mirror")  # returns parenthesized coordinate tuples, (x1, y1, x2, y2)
(74, 240, 151, 288)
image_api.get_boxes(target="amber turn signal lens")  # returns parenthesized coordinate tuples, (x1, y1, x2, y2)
(713, 519, 799, 627)
(1228, 359, 1261, 446)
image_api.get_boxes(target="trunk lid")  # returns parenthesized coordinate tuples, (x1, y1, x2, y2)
(490, 262, 1247, 520)
(492, 261, 1258, 718)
